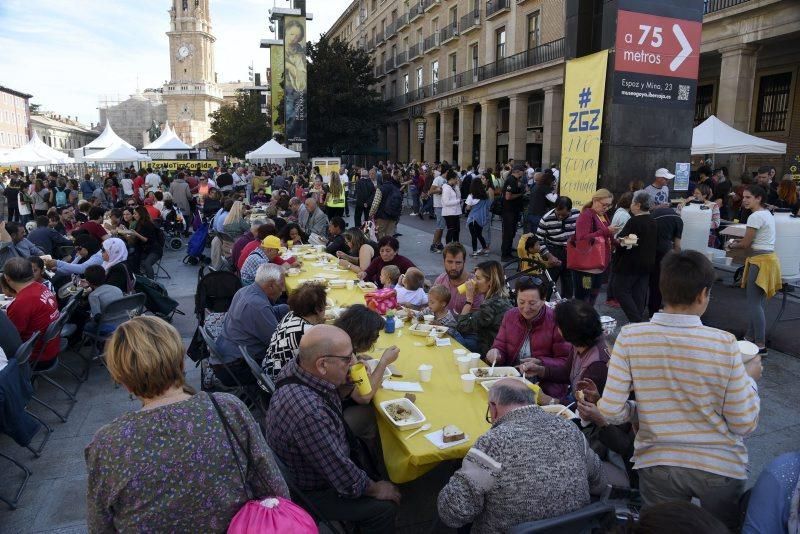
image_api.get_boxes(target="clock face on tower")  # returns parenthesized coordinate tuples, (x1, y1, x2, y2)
(176, 42, 194, 62)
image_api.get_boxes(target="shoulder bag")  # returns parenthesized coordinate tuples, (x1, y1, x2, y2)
(566, 213, 609, 274)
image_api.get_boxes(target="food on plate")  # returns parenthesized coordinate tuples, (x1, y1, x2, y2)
(472, 367, 519, 378)
(358, 281, 377, 291)
(576, 390, 585, 402)
(442, 425, 465, 443)
(386, 402, 414, 422)
(404, 393, 417, 403)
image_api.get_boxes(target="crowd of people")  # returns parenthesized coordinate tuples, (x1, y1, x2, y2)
(1, 157, 798, 533)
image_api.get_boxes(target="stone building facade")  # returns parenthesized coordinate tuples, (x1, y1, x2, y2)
(30, 113, 98, 154)
(0, 85, 31, 150)
(98, 91, 168, 149)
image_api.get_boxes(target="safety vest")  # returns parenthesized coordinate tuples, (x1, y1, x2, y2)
(326, 190, 346, 208)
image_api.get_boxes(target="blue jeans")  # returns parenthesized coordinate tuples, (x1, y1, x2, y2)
(410, 186, 421, 213)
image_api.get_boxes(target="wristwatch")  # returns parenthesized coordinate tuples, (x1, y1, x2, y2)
(549, 398, 557, 405)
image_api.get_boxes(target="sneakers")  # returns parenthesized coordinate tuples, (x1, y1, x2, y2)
(409, 212, 418, 216)
(436, 243, 444, 251)
(479, 248, 490, 256)
(605, 299, 621, 308)
(430, 244, 439, 253)
(471, 251, 480, 257)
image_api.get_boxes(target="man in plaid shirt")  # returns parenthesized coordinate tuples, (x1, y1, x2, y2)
(266, 325, 400, 533)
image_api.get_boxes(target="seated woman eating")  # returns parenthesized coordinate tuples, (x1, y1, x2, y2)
(519, 299, 610, 405)
(358, 235, 415, 286)
(485, 276, 570, 399)
(457, 260, 513, 355)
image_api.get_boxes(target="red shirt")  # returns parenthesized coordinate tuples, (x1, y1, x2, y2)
(237, 240, 261, 271)
(133, 176, 145, 199)
(145, 205, 161, 220)
(8, 283, 61, 363)
(79, 221, 108, 241)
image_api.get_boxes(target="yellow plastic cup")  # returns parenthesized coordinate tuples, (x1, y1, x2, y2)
(287, 240, 294, 247)
(457, 283, 468, 295)
(349, 363, 372, 396)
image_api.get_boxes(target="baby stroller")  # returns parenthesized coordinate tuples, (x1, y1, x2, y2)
(504, 255, 561, 303)
(186, 265, 242, 391)
(162, 207, 186, 251)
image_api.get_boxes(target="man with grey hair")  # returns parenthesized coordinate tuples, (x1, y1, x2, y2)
(297, 197, 329, 237)
(611, 190, 658, 323)
(438, 378, 604, 533)
(213, 263, 288, 386)
(267, 325, 401, 533)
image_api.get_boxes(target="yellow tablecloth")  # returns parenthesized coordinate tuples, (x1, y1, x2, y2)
(285, 251, 492, 483)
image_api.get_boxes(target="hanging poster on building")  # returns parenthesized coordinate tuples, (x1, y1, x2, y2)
(284, 15, 307, 154)
(674, 162, 690, 191)
(559, 50, 608, 206)
(270, 45, 285, 137)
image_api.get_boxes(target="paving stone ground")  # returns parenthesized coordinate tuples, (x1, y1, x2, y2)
(1, 215, 798, 533)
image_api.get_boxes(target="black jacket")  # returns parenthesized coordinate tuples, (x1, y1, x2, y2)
(355, 177, 376, 207)
(0, 358, 41, 447)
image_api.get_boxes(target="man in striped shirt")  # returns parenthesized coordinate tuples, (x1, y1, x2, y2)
(536, 196, 580, 298)
(578, 250, 761, 529)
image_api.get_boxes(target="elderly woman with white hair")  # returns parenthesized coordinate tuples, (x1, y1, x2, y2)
(610, 191, 659, 323)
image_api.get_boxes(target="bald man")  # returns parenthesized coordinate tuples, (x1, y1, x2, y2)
(438, 378, 604, 533)
(266, 325, 400, 533)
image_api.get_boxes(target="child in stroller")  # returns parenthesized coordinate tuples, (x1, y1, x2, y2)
(161, 199, 186, 250)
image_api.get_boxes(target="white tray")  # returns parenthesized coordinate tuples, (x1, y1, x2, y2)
(469, 367, 521, 381)
(379, 398, 426, 429)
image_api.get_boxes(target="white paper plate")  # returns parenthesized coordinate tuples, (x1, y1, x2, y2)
(424, 429, 470, 449)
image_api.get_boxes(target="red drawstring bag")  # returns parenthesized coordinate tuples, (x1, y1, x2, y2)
(228, 497, 318, 534)
(364, 287, 397, 314)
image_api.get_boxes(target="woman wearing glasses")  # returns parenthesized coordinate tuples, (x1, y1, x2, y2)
(485, 276, 570, 400)
(573, 189, 619, 305)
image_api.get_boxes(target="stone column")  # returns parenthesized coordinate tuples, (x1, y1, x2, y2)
(716, 44, 759, 177)
(541, 85, 564, 168)
(410, 118, 423, 162)
(424, 112, 438, 162)
(479, 99, 498, 170)
(439, 108, 455, 166)
(398, 119, 410, 162)
(508, 94, 528, 162)
(457, 103, 475, 168)
(387, 123, 398, 161)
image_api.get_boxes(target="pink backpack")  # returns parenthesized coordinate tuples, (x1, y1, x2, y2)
(364, 287, 397, 314)
(228, 497, 317, 534)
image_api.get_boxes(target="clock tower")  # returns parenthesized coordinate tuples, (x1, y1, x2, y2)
(163, 0, 222, 147)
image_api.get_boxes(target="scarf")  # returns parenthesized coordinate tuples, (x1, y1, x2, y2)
(569, 336, 611, 390)
(102, 237, 128, 270)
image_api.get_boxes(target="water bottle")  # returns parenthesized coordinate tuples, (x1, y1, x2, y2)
(384, 311, 395, 334)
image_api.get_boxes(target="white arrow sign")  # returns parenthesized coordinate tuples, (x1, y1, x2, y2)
(670, 24, 692, 72)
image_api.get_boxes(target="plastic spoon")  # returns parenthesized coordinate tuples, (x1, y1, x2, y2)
(489, 358, 497, 377)
(556, 402, 577, 418)
(404, 423, 431, 440)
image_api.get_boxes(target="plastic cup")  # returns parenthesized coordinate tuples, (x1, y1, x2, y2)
(348, 363, 372, 396)
(423, 314, 434, 323)
(461, 373, 476, 393)
(418, 364, 433, 382)
(453, 348, 467, 363)
(346, 280, 354, 290)
(738, 340, 759, 364)
(457, 356, 471, 374)
(468, 352, 481, 367)
(457, 283, 468, 295)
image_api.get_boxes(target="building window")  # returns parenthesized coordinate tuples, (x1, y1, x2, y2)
(403, 73, 410, 94)
(431, 60, 439, 95)
(449, 6, 458, 25)
(495, 27, 506, 60)
(390, 80, 397, 97)
(755, 72, 792, 132)
(527, 11, 540, 50)
(694, 84, 714, 126)
(371, 0, 377, 12)
(470, 43, 479, 81)
(527, 100, 543, 128)
(498, 104, 509, 131)
(416, 66, 424, 95)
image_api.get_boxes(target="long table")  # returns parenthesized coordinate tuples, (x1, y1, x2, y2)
(284, 250, 492, 483)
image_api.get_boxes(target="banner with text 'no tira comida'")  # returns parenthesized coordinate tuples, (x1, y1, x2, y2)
(560, 49, 608, 207)
(270, 45, 285, 137)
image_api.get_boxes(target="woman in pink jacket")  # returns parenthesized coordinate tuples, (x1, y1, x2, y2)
(485, 276, 571, 399)
(573, 189, 619, 305)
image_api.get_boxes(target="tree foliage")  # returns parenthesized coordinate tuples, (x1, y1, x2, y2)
(209, 91, 270, 158)
(307, 34, 389, 156)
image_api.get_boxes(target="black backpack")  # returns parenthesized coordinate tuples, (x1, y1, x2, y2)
(383, 186, 403, 219)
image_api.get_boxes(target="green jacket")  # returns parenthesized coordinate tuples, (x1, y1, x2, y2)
(456, 293, 513, 356)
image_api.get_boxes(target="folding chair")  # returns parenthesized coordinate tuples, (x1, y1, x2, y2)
(153, 228, 171, 280)
(508, 500, 617, 534)
(82, 293, 147, 377)
(198, 327, 263, 412)
(238, 345, 276, 397)
(11, 333, 53, 457)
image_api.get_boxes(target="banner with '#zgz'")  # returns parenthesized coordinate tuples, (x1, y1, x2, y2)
(559, 50, 608, 207)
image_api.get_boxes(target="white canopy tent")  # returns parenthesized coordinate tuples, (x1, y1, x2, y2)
(692, 115, 787, 155)
(246, 139, 300, 161)
(80, 121, 134, 152)
(142, 123, 193, 151)
(84, 143, 152, 163)
(0, 131, 74, 165)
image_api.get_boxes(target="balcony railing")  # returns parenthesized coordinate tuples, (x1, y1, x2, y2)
(409, 2, 424, 21)
(409, 42, 422, 59)
(376, 29, 385, 44)
(486, 0, 510, 18)
(704, 0, 751, 13)
(421, 0, 440, 12)
(367, 38, 375, 50)
(440, 21, 459, 44)
(459, 9, 481, 33)
(386, 20, 396, 39)
(385, 56, 397, 72)
(376, 63, 385, 77)
(396, 12, 410, 30)
(396, 51, 409, 66)
(423, 33, 441, 52)
(387, 38, 565, 109)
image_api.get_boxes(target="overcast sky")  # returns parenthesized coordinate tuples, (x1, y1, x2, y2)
(0, 0, 350, 126)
